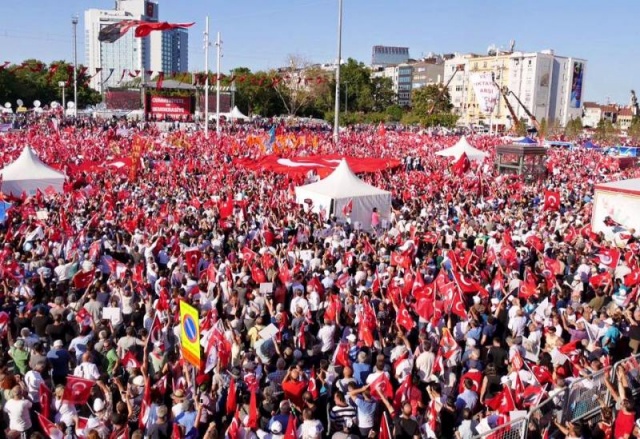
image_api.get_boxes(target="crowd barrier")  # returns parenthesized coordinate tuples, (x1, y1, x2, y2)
(471, 352, 640, 439)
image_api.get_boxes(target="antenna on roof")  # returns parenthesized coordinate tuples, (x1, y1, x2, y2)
(509, 40, 516, 52)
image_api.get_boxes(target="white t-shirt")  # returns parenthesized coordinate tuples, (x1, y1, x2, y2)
(74, 362, 101, 381)
(3, 398, 32, 432)
(298, 419, 324, 439)
(316, 324, 336, 353)
(54, 399, 78, 427)
(24, 370, 44, 402)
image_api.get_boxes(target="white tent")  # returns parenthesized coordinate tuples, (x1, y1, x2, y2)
(0, 147, 66, 196)
(295, 159, 391, 230)
(228, 106, 250, 121)
(435, 136, 489, 162)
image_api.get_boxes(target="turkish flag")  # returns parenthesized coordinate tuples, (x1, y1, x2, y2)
(450, 290, 468, 319)
(333, 341, 351, 368)
(341, 198, 353, 216)
(564, 226, 577, 243)
(453, 271, 480, 293)
(40, 382, 52, 420)
(624, 269, 640, 287)
(63, 375, 95, 405)
(390, 251, 410, 269)
(134, 21, 195, 38)
(184, 248, 202, 276)
(219, 198, 234, 219)
(543, 190, 561, 211)
(380, 412, 392, 439)
(241, 247, 257, 264)
(37, 412, 64, 439)
(595, 247, 621, 269)
(283, 413, 298, 439)
(247, 390, 258, 429)
(369, 372, 394, 400)
(72, 269, 95, 290)
(397, 303, 416, 331)
(122, 351, 141, 369)
(452, 152, 471, 175)
(226, 378, 237, 416)
(543, 257, 563, 276)
(308, 369, 319, 399)
(251, 264, 267, 284)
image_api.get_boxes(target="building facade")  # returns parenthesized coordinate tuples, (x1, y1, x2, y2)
(444, 49, 586, 129)
(371, 46, 410, 68)
(411, 61, 444, 90)
(85, 0, 188, 93)
(150, 27, 188, 74)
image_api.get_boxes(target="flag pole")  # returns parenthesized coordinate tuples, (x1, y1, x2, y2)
(204, 16, 210, 138)
(332, 0, 343, 146)
(216, 31, 222, 135)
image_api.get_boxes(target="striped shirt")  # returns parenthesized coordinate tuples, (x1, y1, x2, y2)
(329, 405, 357, 431)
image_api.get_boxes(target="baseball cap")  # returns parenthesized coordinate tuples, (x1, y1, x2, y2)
(93, 398, 105, 412)
(53, 340, 64, 348)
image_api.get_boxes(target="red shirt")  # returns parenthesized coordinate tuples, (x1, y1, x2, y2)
(614, 410, 635, 439)
(282, 379, 307, 408)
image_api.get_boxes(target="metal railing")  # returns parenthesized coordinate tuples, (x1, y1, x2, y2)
(471, 353, 640, 439)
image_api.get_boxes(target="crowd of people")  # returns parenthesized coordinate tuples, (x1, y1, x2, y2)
(0, 117, 639, 439)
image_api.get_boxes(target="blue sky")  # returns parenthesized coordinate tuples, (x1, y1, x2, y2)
(0, 0, 638, 104)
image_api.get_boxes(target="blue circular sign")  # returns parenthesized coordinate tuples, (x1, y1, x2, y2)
(183, 315, 198, 343)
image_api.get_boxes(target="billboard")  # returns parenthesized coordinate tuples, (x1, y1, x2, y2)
(470, 72, 500, 114)
(148, 96, 192, 118)
(570, 61, 584, 108)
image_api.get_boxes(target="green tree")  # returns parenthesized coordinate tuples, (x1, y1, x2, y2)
(594, 119, 618, 145)
(0, 59, 100, 109)
(385, 105, 404, 122)
(628, 116, 640, 142)
(229, 67, 286, 117)
(412, 84, 452, 116)
(538, 118, 548, 138)
(370, 77, 395, 112)
(564, 117, 583, 138)
(515, 117, 528, 137)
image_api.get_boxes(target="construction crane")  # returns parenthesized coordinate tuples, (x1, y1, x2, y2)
(428, 64, 464, 115)
(500, 86, 541, 133)
(495, 84, 521, 134)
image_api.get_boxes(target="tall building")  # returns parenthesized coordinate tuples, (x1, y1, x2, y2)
(444, 49, 586, 129)
(371, 46, 410, 68)
(150, 27, 188, 74)
(371, 63, 413, 107)
(85, 0, 188, 93)
(411, 60, 444, 90)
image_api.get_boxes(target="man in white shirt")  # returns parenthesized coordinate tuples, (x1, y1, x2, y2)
(3, 386, 32, 434)
(297, 408, 324, 439)
(316, 319, 336, 354)
(74, 352, 101, 381)
(24, 360, 46, 402)
(289, 288, 309, 316)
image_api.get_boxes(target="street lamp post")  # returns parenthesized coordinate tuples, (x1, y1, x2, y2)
(344, 81, 348, 114)
(58, 81, 66, 117)
(72, 15, 78, 118)
(333, 0, 343, 145)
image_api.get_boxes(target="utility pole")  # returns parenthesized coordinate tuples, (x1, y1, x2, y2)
(216, 31, 222, 135)
(333, 0, 343, 145)
(72, 15, 78, 118)
(204, 16, 210, 137)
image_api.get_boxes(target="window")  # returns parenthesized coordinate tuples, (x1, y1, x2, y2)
(455, 85, 463, 92)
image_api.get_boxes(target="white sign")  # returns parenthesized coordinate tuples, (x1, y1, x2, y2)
(470, 72, 500, 114)
(258, 323, 279, 340)
(259, 282, 273, 294)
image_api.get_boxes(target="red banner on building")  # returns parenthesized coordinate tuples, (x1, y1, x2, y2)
(148, 96, 191, 117)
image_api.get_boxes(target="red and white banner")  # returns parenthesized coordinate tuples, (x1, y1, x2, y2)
(148, 96, 191, 117)
(470, 72, 500, 114)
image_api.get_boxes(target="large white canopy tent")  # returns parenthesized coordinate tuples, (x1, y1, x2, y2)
(435, 136, 489, 162)
(295, 159, 391, 230)
(0, 147, 66, 196)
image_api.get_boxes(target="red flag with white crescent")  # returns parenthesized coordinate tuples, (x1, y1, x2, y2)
(63, 375, 95, 405)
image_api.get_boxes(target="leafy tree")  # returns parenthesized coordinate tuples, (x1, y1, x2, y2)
(564, 117, 583, 138)
(229, 67, 286, 117)
(538, 118, 548, 138)
(385, 105, 404, 122)
(594, 119, 618, 145)
(412, 84, 452, 116)
(628, 116, 640, 143)
(423, 113, 459, 128)
(515, 117, 528, 137)
(370, 77, 395, 112)
(0, 59, 100, 109)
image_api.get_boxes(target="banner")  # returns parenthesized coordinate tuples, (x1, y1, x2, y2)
(148, 95, 191, 118)
(570, 61, 584, 109)
(470, 72, 500, 114)
(179, 301, 201, 367)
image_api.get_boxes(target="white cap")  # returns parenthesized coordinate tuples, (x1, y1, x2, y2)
(93, 398, 105, 412)
(346, 334, 357, 342)
(271, 421, 283, 434)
